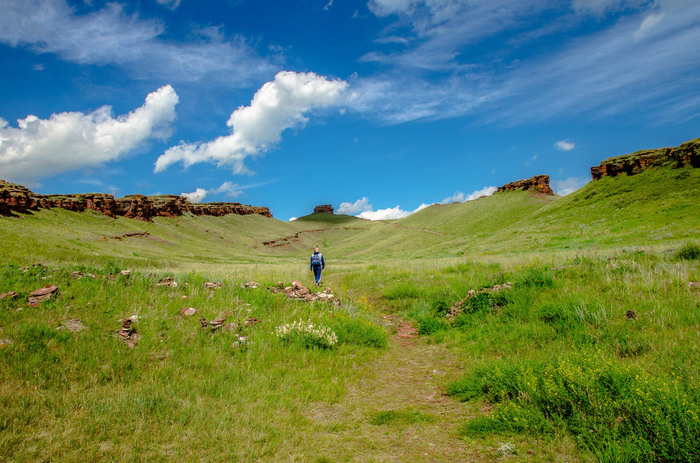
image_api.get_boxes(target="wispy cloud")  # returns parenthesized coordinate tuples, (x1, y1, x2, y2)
(0, 0, 275, 83)
(155, 71, 348, 173)
(0, 85, 178, 183)
(352, 0, 700, 124)
(180, 179, 272, 203)
(155, 0, 182, 10)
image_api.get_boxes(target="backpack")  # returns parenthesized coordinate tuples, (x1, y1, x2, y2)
(311, 253, 322, 266)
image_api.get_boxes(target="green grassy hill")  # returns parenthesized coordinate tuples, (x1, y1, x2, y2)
(2, 161, 700, 462)
(2, 164, 699, 268)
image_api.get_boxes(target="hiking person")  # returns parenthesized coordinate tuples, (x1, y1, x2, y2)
(310, 247, 325, 286)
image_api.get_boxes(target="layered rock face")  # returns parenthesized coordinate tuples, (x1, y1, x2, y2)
(0, 181, 272, 221)
(495, 175, 554, 195)
(313, 204, 334, 214)
(591, 138, 699, 180)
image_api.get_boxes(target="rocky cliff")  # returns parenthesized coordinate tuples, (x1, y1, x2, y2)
(495, 175, 554, 195)
(313, 204, 334, 214)
(0, 181, 272, 221)
(591, 138, 699, 180)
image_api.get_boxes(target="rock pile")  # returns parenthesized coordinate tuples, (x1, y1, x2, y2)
(268, 280, 340, 305)
(117, 318, 141, 348)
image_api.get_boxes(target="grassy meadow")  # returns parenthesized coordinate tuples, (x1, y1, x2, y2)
(1, 165, 699, 461)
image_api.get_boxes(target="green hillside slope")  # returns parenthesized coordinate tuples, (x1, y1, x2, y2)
(1, 165, 698, 267)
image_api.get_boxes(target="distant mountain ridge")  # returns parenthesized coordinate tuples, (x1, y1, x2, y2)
(0, 180, 272, 221)
(1, 138, 697, 222)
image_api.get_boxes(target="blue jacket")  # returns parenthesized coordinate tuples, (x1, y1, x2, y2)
(310, 252, 325, 270)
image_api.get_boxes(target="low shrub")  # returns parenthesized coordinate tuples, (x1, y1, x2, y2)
(275, 319, 338, 349)
(676, 242, 700, 261)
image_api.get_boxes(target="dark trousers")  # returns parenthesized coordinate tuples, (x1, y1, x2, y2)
(312, 266, 323, 284)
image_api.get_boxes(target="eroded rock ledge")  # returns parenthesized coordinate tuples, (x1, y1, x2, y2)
(496, 175, 554, 195)
(0, 181, 272, 221)
(590, 138, 699, 180)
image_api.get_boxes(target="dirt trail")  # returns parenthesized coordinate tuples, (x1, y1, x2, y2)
(304, 315, 486, 462)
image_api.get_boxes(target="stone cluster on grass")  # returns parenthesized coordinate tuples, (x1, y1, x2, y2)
(267, 280, 340, 305)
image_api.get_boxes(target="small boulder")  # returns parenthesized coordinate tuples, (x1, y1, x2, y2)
(181, 307, 198, 316)
(27, 285, 59, 307)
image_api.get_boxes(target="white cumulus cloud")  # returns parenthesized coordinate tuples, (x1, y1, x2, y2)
(155, 71, 348, 174)
(0, 85, 178, 182)
(337, 197, 373, 214)
(181, 188, 207, 202)
(180, 181, 248, 203)
(553, 177, 590, 195)
(340, 198, 429, 221)
(464, 186, 497, 201)
(555, 139, 576, 151)
(442, 186, 497, 203)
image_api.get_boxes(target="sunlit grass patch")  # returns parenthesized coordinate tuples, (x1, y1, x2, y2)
(450, 353, 700, 462)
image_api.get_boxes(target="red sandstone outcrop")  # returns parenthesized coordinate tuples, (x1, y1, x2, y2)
(591, 138, 699, 180)
(0, 180, 272, 221)
(314, 204, 334, 214)
(496, 175, 554, 195)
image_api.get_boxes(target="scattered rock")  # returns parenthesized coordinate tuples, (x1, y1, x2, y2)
(0, 338, 13, 348)
(71, 271, 84, 279)
(119, 270, 131, 278)
(116, 318, 140, 348)
(688, 282, 700, 289)
(626, 310, 636, 320)
(181, 307, 198, 316)
(57, 319, 88, 332)
(204, 281, 222, 289)
(27, 285, 59, 307)
(244, 317, 261, 327)
(200, 317, 227, 332)
(156, 277, 177, 287)
(241, 280, 258, 289)
(0, 291, 17, 300)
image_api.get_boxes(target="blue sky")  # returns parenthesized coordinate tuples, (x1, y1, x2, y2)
(0, 0, 698, 221)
